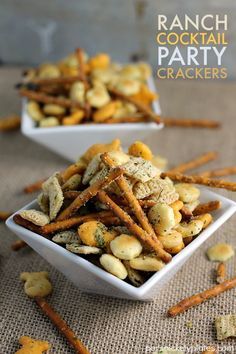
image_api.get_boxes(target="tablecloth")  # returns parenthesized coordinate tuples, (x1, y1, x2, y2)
(0, 68, 236, 353)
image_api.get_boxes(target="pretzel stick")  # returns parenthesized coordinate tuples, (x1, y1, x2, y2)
(216, 262, 226, 284)
(97, 215, 121, 227)
(35, 297, 90, 354)
(26, 75, 84, 87)
(19, 89, 84, 109)
(57, 166, 124, 220)
(161, 172, 236, 192)
(11, 240, 28, 251)
(106, 116, 146, 124)
(32, 85, 67, 96)
(0, 115, 21, 132)
(23, 178, 46, 193)
(97, 190, 172, 263)
(101, 153, 159, 241)
(13, 214, 42, 234)
(64, 190, 81, 199)
(108, 87, 161, 124)
(111, 198, 156, 209)
(200, 166, 236, 178)
(163, 118, 220, 129)
(76, 48, 88, 86)
(76, 48, 91, 117)
(167, 152, 218, 174)
(0, 211, 12, 221)
(64, 190, 156, 209)
(41, 211, 114, 235)
(193, 201, 221, 216)
(168, 276, 236, 317)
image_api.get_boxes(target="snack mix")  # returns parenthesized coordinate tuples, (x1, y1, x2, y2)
(14, 139, 221, 286)
(18, 49, 160, 127)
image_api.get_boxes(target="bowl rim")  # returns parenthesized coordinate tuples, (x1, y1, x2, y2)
(6, 189, 236, 298)
(21, 76, 164, 135)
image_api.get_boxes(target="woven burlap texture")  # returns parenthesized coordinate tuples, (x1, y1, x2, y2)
(0, 69, 236, 353)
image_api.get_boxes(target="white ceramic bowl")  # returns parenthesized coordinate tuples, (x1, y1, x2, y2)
(6, 188, 236, 301)
(21, 77, 163, 162)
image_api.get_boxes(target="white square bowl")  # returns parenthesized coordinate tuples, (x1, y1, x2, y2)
(21, 77, 163, 162)
(6, 189, 236, 301)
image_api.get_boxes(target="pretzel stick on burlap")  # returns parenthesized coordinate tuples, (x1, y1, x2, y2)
(57, 166, 124, 220)
(200, 166, 236, 178)
(19, 89, 84, 110)
(161, 172, 236, 192)
(168, 276, 236, 317)
(108, 87, 161, 124)
(97, 190, 172, 263)
(0, 115, 21, 132)
(216, 262, 227, 284)
(23, 178, 47, 193)
(0, 211, 12, 221)
(35, 297, 90, 354)
(167, 151, 218, 174)
(101, 153, 159, 242)
(193, 201, 221, 216)
(163, 117, 220, 129)
(11, 240, 28, 251)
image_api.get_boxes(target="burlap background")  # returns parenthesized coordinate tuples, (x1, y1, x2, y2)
(0, 68, 236, 353)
